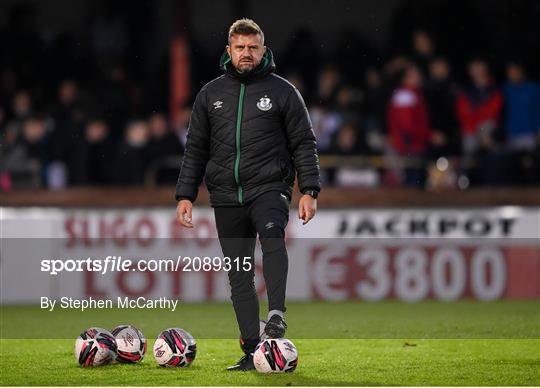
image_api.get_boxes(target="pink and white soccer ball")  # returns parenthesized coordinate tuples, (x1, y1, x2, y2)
(74, 327, 117, 367)
(253, 338, 298, 373)
(111, 325, 147, 363)
(153, 328, 197, 367)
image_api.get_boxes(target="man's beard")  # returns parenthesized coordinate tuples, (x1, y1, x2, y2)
(235, 60, 257, 74)
(237, 67, 251, 74)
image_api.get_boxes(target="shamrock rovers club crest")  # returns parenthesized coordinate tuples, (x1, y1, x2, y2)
(257, 96, 272, 111)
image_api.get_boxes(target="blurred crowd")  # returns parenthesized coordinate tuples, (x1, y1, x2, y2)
(294, 32, 540, 189)
(0, 82, 190, 189)
(1, 3, 539, 191)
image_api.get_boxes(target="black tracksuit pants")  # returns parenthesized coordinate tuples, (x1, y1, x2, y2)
(214, 190, 290, 354)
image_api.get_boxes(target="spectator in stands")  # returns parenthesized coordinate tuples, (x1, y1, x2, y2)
(387, 65, 431, 187)
(8, 90, 32, 134)
(456, 59, 503, 156)
(22, 115, 49, 169)
(411, 30, 436, 76)
(334, 86, 362, 126)
(328, 122, 377, 187)
(457, 60, 509, 185)
(384, 56, 410, 81)
(82, 119, 114, 185)
(49, 79, 87, 184)
(171, 104, 192, 149)
(316, 65, 341, 106)
(312, 77, 361, 157)
(308, 104, 342, 154)
(503, 62, 540, 151)
(113, 120, 150, 185)
(57, 79, 79, 109)
(329, 122, 368, 156)
(503, 61, 540, 184)
(0, 115, 48, 189)
(52, 79, 82, 125)
(362, 67, 388, 154)
(147, 112, 184, 161)
(0, 123, 23, 190)
(425, 57, 460, 158)
(147, 112, 184, 184)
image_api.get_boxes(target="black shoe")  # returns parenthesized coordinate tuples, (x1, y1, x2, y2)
(226, 354, 255, 371)
(264, 314, 287, 338)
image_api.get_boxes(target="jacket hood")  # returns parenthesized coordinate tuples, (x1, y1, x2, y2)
(219, 48, 276, 80)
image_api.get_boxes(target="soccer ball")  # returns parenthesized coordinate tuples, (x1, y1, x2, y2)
(153, 328, 197, 367)
(74, 327, 117, 367)
(111, 325, 147, 363)
(253, 338, 298, 373)
(239, 320, 269, 351)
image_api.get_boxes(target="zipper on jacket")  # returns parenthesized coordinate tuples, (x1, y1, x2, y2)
(234, 83, 246, 204)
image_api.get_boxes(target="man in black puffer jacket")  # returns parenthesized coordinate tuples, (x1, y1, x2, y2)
(175, 18, 320, 371)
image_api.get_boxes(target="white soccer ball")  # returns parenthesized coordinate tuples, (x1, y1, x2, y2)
(153, 328, 197, 367)
(239, 320, 269, 351)
(74, 327, 117, 367)
(111, 325, 147, 363)
(253, 338, 298, 373)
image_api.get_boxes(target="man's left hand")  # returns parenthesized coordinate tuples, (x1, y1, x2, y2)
(298, 194, 317, 225)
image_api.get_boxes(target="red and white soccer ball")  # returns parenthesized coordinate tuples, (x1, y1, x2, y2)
(74, 327, 117, 367)
(111, 325, 147, 363)
(153, 328, 197, 367)
(253, 338, 298, 373)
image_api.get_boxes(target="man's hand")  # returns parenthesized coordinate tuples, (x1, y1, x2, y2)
(298, 194, 317, 225)
(176, 199, 194, 228)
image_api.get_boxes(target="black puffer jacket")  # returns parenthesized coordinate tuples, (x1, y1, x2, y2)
(175, 49, 320, 206)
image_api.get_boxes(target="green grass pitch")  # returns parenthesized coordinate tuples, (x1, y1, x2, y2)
(1, 301, 539, 386)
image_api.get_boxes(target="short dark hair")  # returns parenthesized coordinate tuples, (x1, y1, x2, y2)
(228, 18, 264, 44)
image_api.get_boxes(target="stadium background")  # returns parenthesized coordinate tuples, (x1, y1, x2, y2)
(0, 0, 539, 386)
